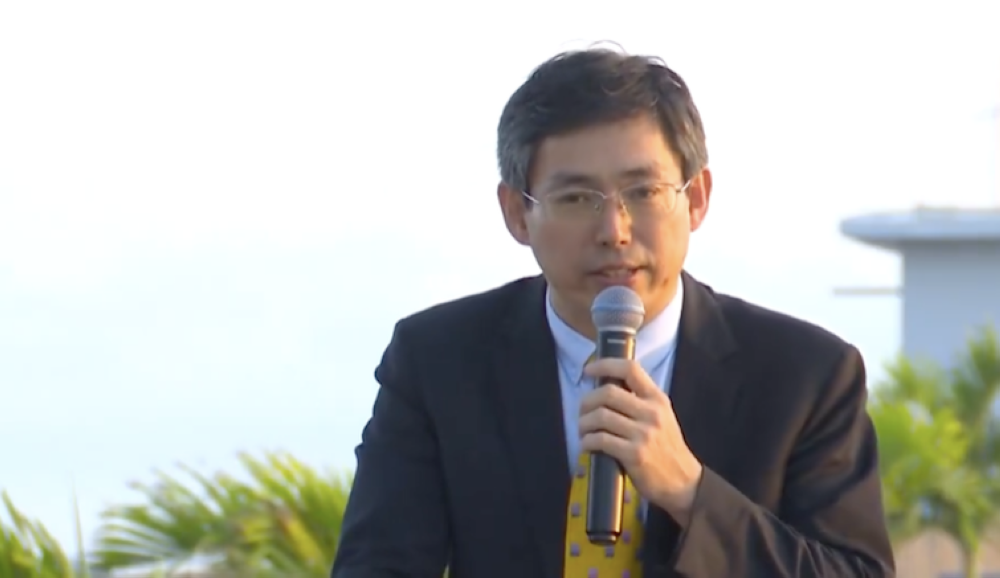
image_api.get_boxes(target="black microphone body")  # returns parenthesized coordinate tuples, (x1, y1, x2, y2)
(585, 327, 637, 545)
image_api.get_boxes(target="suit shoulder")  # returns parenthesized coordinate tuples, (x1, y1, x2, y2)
(712, 289, 857, 368)
(705, 288, 868, 421)
(391, 275, 538, 348)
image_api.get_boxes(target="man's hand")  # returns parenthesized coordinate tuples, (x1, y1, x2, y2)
(579, 358, 704, 525)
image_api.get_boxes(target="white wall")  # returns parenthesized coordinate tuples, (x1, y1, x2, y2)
(901, 240, 1000, 368)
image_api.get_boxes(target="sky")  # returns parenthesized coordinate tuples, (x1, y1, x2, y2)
(1, 0, 998, 554)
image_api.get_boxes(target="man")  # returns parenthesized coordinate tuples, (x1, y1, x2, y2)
(331, 47, 894, 578)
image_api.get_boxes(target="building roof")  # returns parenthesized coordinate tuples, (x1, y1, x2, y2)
(840, 206, 1000, 250)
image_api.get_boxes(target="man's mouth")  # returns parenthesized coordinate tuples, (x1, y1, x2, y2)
(591, 267, 642, 284)
(597, 267, 637, 277)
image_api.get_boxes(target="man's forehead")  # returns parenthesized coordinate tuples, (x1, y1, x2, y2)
(529, 117, 682, 190)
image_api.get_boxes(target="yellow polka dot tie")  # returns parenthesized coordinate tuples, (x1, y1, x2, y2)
(563, 449, 644, 578)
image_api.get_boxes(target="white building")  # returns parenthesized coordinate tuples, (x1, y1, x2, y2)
(840, 207, 1000, 368)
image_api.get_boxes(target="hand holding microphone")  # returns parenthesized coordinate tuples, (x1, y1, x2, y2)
(580, 286, 704, 543)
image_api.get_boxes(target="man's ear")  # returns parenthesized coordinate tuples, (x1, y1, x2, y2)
(687, 167, 712, 232)
(497, 182, 531, 246)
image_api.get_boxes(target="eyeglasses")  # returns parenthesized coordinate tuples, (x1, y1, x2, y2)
(521, 179, 693, 221)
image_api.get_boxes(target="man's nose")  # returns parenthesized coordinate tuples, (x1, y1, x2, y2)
(595, 197, 632, 247)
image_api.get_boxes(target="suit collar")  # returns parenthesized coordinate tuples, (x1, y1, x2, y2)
(488, 275, 568, 578)
(675, 270, 739, 361)
(643, 271, 746, 571)
(668, 270, 742, 489)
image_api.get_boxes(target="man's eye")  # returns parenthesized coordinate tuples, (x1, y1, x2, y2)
(625, 186, 660, 200)
(553, 192, 593, 204)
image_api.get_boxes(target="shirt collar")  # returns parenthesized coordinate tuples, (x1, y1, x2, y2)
(545, 280, 684, 385)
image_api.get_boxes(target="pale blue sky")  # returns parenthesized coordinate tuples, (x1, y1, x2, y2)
(1, 0, 998, 553)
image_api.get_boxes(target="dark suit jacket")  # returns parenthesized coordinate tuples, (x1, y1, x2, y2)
(331, 272, 895, 578)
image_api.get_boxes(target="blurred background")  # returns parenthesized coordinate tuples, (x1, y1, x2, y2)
(1, 1, 998, 577)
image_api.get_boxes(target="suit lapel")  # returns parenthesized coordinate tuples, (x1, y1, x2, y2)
(644, 271, 746, 573)
(487, 275, 569, 578)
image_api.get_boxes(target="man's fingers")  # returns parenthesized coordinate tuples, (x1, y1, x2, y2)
(584, 358, 660, 398)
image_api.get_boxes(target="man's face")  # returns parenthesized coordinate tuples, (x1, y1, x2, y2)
(499, 114, 712, 333)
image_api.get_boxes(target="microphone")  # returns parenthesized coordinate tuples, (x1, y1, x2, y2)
(586, 285, 645, 546)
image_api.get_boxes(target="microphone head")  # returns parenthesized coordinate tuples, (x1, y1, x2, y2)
(591, 286, 645, 334)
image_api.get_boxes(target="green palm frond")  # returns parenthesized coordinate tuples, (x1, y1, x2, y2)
(950, 327, 1000, 461)
(92, 465, 254, 573)
(870, 400, 970, 543)
(94, 450, 353, 577)
(872, 324, 1000, 557)
(241, 453, 351, 569)
(872, 353, 948, 409)
(72, 484, 90, 578)
(0, 491, 75, 578)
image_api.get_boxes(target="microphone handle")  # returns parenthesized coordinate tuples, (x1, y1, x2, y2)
(585, 329, 636, 545)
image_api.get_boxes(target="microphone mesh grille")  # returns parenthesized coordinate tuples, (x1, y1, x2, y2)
(590, 286, 645, 332)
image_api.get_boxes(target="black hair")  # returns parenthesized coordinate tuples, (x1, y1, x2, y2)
(497, 47, 708, 192)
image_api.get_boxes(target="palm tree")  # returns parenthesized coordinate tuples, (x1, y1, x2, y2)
(242, 452, 352, 577)
(0, 491, 75, 578)
(872, 326, 1000, 578)
(869, 396, 982, 544)
(93, 450, 353, 577)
